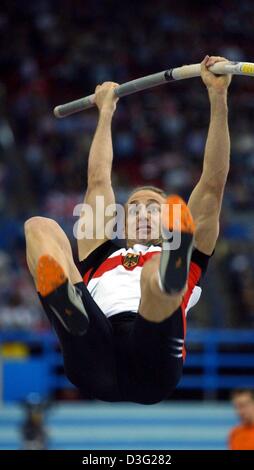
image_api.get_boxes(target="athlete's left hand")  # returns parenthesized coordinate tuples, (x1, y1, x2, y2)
(201, 55, 232, 94)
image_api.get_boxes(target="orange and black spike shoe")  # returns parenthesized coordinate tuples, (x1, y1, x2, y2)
(37, 255, 89, 336)
(159, 195, 195, 294)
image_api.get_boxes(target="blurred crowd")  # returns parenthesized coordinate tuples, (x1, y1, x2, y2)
(0, 0, 254, 331)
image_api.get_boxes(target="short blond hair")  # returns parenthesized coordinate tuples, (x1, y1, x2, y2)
(231, 389, 254, 400)
(126, 185, 167, 203)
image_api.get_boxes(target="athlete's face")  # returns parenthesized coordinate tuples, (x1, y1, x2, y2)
(125, 190, 165, 247)
(232, 393, 254, 425)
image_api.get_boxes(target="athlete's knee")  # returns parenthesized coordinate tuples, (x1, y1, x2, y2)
(141, 255, 160, 281)
(24, 216, 60, 237)
(140, 255, 162, 298)
(24, 218, 63, 252)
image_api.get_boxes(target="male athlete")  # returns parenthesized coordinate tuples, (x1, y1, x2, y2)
(25, 56, 231, 404)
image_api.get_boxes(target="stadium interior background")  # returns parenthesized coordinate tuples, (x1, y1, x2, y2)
(0, 0, 253, 450)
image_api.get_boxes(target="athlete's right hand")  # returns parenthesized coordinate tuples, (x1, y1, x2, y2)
(94, 82, 119, 114)
(201, 55, 232, 95)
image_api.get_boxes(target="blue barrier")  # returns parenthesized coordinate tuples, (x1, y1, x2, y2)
(0, 329, 254, 402)
(182, 329, 254, 393)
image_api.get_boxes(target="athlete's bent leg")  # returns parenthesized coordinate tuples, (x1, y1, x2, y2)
(24, 216, 82, 286)
(25, 217, 120, 401)
(139, 195, 194, 322)
(139, 254, 185, 322)
(25, 216, 88, 335)
(126, 196, 194, 403)
(39, 283, 121, 402)
(127, 306, 185, 404)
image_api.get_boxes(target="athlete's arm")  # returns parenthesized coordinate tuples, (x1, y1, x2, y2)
(77, 82, 119, 262)
(188, 55, 231, 255)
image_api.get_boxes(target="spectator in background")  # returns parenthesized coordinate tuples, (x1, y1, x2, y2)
(21, 395, 49, 450)
(228, 389, 254, 450)
(0, 291, 41, 331)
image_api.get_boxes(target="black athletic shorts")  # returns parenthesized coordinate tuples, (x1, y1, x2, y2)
(39, 282, 185, 405)
(38, 246, 211, 404)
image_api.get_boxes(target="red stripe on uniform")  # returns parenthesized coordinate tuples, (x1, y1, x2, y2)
(181, 261, 202, 361)
(137, 251, 161, 266)
(84, 254, 123, 282)
(182, 261, 202, 312)
(83, 267, 93, 285)
(84, 250, 161, 281)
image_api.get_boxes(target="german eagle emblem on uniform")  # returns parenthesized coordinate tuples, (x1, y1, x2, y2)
(123, 253, 140, 269)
